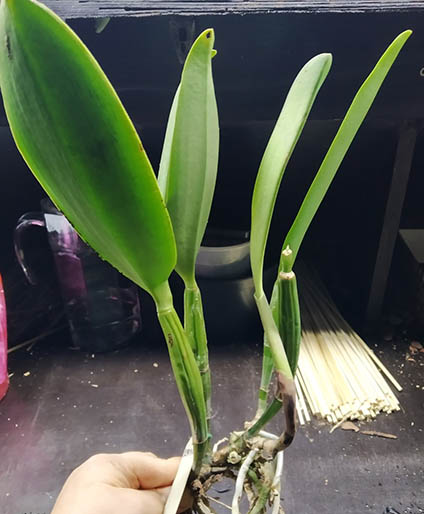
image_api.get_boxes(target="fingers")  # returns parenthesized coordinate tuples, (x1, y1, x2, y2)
(114, 488, 168, 514)
(52, 483, 170, 514)
(51, 453, 183, 514)
(119, 486, 191, 514)
(118, 452, 181, 489)
(69, 452, 181, 491)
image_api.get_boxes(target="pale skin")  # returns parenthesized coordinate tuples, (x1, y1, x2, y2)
(51, 452, 182, 514)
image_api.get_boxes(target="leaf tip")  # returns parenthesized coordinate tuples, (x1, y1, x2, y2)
(395, 29, 413, 45)
(305, 52, 333, 77)
(317, 52, 333, 68)
(199, 28, 215, 47)
(323, 52, 333, 71)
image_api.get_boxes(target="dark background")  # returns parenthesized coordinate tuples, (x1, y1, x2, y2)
(2, 10, 424, 324)
(1, 5, 424, 514)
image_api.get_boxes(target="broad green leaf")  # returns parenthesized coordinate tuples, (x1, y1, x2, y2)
(0, 0, 176, 295)
(158, 29, 219, 285)
(282, 30, 412, 271)
(250, 54, 332, 294)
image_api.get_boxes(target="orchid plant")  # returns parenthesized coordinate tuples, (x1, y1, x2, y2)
(0, 0, 410, 511)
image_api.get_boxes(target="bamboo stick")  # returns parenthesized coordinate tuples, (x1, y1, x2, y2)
(292, 264, 402, 424)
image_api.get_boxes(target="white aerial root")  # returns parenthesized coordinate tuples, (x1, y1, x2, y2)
(271, 451, 284, 514)
(259, 431, 284, 514)
(212, 437, 229, 454)
(232, 449, 258, 514)
(258, 430, 278, 440)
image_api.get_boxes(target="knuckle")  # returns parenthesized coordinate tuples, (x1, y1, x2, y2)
(84, 453, 112, 467)
(142, 451, 157, 459)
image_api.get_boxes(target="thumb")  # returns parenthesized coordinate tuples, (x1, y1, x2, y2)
(115, 453, 181, 490)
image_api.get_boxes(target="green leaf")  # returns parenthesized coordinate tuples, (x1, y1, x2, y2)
(95, 17, 110, 34)
(277, 249, 301, 374)
(250, 53, 332, 294)
(158, 29, 219, 285)
(282, 30, 412, 271)
(0, 0, 176, 295)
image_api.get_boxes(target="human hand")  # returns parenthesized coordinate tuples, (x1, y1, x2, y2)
(51, 452, 181, 514)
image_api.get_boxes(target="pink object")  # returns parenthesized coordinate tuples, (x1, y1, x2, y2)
(0, 274, 8, 401)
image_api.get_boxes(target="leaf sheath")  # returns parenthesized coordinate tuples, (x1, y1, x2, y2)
(155, 282, 209, 472)
(184, 285, 212, 423)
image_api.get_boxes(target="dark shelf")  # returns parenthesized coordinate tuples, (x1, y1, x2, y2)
(43, 0, 424, 19)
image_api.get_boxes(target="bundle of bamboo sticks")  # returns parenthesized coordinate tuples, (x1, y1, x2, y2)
(294, 265, 402, 425)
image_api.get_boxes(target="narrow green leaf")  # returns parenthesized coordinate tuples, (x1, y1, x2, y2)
(158, 29, 219, 285)
(250, 54, 332, 294)
(158, 85, 180, 197)
(282, 30, 412, 270)
(95, 17, 110, 34)
(0, 0, 176, 295)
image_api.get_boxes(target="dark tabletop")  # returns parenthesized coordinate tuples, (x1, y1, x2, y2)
(0, 325, 423, 514)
